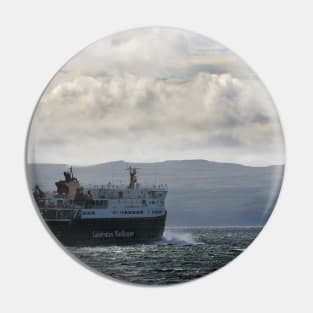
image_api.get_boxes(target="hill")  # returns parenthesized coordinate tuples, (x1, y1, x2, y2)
(26, 160, 284, 226)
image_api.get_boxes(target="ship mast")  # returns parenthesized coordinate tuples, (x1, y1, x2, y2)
(128, 166, 138, 189)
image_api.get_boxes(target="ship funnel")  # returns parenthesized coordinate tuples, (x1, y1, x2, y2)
(55, 167, 80, 197)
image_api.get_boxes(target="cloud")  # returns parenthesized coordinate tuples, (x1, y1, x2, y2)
(27, 28, 284, 166)
(56, 27, 253, 80)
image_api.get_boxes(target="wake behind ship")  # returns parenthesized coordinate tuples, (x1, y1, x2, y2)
(33, 167, 168, 246)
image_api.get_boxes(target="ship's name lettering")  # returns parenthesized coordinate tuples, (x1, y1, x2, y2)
(92, 230, 135, 239)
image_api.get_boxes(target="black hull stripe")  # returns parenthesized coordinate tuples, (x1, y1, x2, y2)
(45, 214, 167, 246)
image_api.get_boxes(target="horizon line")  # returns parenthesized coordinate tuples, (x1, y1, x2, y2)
(27, 158, 285, 168)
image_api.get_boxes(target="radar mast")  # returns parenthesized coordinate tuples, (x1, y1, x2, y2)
(128, 166, 138, 189)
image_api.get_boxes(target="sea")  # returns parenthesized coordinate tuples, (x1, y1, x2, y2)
(69, 226, 262, 285)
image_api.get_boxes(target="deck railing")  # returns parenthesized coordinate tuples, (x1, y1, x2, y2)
(40, 209, 75, 220)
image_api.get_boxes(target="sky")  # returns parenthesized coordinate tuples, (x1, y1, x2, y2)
(27, 27, 285, 166)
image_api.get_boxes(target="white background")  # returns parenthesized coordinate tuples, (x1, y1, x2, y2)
(0, 1, 312, 312)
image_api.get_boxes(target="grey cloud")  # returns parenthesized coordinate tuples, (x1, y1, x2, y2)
(27, 28, 284, 166)
(187, 63, 226, 75)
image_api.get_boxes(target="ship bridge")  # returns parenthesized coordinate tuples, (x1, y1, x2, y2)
(86, 183, 168, 200)
(84, 166, 168, 200)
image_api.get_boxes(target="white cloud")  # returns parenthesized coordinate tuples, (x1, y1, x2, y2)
(27, 28, 284, 166)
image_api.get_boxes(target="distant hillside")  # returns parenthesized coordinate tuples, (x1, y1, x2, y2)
(26, 160, 284, 227)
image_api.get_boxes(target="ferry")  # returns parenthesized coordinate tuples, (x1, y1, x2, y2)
(33, 167, 168, 246)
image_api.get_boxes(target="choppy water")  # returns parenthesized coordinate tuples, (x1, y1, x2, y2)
(69, 227, 262, 285)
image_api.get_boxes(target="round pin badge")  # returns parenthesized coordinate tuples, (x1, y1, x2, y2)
(26, 27, 285, 285)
